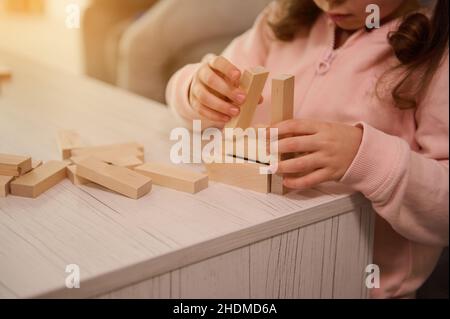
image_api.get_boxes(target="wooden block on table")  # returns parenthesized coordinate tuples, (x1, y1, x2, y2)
(134, 163, 208, 194)
(71, 151, 144, 166)
(225, 67, 269, 130)
(71, 142, 144, 157)
(0, 175, 14, 197)
(66, 165, 89, 186)
(71, 143, 145, 163)
(0, 153, 32, 176)
(10, 161, 68, 198)
(57, 130, 84, 160)
(32, 160, 43, 169)
(77, 157, 152, 199)
(110, 156, 144, 169)
(204, 155, 271, 194)
(271, 75, 295, 195)
(223, 128, 270, 164)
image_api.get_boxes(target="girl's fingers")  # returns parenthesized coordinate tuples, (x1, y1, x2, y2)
(192, 100, 231, 123)
(192, 81, 240, 117)
(198, 65, 245, 104)
(209, 56, 241, 87)
(283, 168, 331, 190)
(275, 153, 324, 174)
(273, 119, 323, 136)
(275, 135, 320, 154)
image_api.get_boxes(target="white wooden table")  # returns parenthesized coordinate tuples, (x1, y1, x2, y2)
(0, 51, 374, 299)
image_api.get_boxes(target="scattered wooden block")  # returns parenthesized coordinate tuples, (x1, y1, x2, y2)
(71, 142, 144, 157)
(66, 165, 89, 186)
(32, 160, 43, 170)
(110, 156, 144, 169)
(0, 153, 32, 176)
(0, 175, 14, 197)
(134, 163, 208, 194)
(271, 75, 295, 195)
(76, 157, 152, 199)
(225, 67, 269, 130)
(10, 161, 68, 198)
(204, 155, 271, 194)
(71, 151, 144, 167)
(57, 130, 84, 160)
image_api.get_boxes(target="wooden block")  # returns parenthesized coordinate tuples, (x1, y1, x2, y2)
(0, 175, 14, 197)
(271, 75, 295, 195)
(223, 128, 270, 164)
(32, 160, 43, 169)
(110, 156, 144, 169)
(76, 157, 152, 199)
(72, 155, 144, 169)
(66, 165, 89, 186)
(204, 155, 271, 194)
(71, 143, 144, 163)
(134, 163, 208, 194)
(0, 153, 32, 176)
(57, 130, 84, 160)
(10, 161, 68, 198)
(71, 150, 144, 166)
(225, 67, 269, 129)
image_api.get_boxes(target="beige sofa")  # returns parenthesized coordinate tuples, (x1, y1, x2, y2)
(83, 0, 272, 103)
(82, 0, 158, 85)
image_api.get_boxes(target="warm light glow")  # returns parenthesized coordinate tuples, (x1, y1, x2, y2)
(3, 0, 45, 14)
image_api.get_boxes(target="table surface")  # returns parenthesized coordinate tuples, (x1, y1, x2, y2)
(0, 50, 365, 298)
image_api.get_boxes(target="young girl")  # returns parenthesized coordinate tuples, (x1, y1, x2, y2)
(166, 0, 448, 298)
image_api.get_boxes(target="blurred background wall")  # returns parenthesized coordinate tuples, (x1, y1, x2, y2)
(0, 0, 89, 74)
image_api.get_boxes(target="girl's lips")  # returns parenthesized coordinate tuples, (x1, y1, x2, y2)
(327, 13, 352, 22)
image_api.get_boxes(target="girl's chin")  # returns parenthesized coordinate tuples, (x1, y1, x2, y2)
(334, 21, 364, 31)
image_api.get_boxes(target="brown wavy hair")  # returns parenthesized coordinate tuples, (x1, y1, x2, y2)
(269, 0, 449, 109)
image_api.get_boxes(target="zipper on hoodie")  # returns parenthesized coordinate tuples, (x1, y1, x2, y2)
(316, 26, 337, 75)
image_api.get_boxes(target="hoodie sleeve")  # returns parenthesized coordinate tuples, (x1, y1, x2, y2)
(341, 56, 449, 246)
(165, 2, 276, 129)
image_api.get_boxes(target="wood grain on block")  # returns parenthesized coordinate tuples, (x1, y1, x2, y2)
(134, 163, 208, 194)
(71, 142, 144, 158)
(77, 157, 152, 199)
(0, 175, 14, 197)
(10, 161, 68, 198)
(57, 130, 84, 160)
(225, 67, 269, 130)
(0, 153, 32, 176)
(66, 165, 89, 186)
(271, 75, 295, 195)
(204, 155, 271, 193)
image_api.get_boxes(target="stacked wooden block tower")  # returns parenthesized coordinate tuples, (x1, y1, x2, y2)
(1, 67, 295, 200)
(205, 67, 295, 195)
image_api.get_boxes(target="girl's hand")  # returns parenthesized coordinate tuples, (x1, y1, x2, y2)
(189, 55, 262, 124)
(271, 119, 363, 190)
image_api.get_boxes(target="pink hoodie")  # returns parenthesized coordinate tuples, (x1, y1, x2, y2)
(166, 3, 449, 298)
